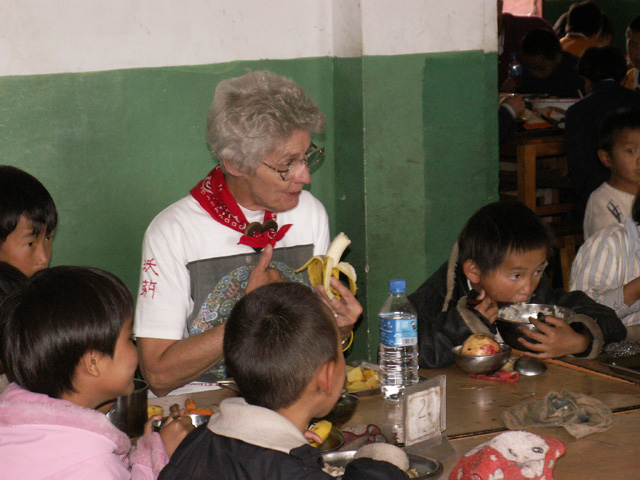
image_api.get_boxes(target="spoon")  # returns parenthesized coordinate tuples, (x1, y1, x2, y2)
(514, 356, 547, 376)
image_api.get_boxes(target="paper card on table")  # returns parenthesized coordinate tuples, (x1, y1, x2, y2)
(403, 375, 446, 446)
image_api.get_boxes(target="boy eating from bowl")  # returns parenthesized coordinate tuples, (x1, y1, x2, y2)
(158, 282, 410, 480)
(409, 201, 626, 369)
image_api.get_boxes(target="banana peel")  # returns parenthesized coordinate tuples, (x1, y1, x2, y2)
(295, 232, 357, 300)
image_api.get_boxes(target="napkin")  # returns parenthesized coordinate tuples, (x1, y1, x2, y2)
(501, 390, 613, 438)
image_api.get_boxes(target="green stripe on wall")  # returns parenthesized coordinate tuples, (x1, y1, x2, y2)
(0, 51, 498, 362)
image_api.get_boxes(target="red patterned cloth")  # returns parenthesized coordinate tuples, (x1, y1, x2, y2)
(469, 369, 519, 383)
(190, 167, 291, 250)
(449, 431, 565, 480)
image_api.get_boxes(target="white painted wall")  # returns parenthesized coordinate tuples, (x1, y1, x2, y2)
(0, 0, 496, 76)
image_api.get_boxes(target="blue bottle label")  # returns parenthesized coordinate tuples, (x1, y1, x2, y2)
(379, 315, 418, 347)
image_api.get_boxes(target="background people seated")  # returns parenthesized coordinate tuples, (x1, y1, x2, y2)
(583, 108, 640, 239)
(623, 14, 640, 92)
(518, 28, 584, 97)
(564, 46, 640, 219)
(560, 1, 603, 57)
(498, 0, 554, 91)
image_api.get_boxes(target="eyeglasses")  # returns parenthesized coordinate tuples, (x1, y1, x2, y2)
(261, 142, 325, 181)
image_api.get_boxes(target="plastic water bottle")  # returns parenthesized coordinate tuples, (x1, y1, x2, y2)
(379, 279, 419, 402)
(508, 52, 523, 79)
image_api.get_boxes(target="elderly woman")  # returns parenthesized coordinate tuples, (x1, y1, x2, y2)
(134, 71, 361, 396)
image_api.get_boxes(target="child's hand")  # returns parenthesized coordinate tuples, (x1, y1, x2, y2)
(518, 315, 591, 359)
(469, 290, 499, 324)
(158, 415, 196, 457)
(304, 429, 324, 446)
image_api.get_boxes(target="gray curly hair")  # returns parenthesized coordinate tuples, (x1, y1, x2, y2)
(206, 71, 325, 174)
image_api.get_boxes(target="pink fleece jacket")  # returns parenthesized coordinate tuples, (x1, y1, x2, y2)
(0, 383, 169, 479)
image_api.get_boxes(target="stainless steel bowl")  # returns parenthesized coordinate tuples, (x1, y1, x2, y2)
(321, 393, 359, 426)
(452, 344, 511, 375)
(106, 378, 149, 437)
(496, 303, 575, 353)
(321, 450, 443, 479)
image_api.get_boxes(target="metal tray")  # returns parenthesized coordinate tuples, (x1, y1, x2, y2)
(321, 450, 443, 479)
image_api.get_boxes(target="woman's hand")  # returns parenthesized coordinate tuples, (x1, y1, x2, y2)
(314, 277, 362, 340)
(519, 315, 591, 359)
(246, 244, 282, 294)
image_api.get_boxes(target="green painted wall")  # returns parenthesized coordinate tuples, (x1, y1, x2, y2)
(0, 51, 498, 362)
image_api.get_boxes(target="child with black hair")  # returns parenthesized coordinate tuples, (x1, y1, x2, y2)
(0, 165, 57, 277)
(572, 191, 640, 326)
(583, 108, 640, 239)
(623, 14, 640, 92)
(0, 266, 194, 479)
(560, 1, 603, 57)
(409, 201, 626, 369)
(518, 28, 584, 98)
(0, 261, 26, 393)
(159, 282, 411, 480)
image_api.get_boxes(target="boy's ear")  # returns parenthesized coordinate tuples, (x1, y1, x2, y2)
(316, 360, 336, 396)
(598, 149, 612, 168)
(462, 259, 482, 285)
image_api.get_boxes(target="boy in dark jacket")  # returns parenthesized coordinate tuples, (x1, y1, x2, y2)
(159, 282, 410, 480)
(409, 201, 626, 369)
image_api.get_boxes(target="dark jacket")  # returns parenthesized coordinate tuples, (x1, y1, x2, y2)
(158, 398, 409, 480)
(565, 81, 640, 216)
(408, 247, 626, 369)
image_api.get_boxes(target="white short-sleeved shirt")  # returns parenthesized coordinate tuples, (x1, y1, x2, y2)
(583, 182, 634, 240)
(134, 191, 330, 343)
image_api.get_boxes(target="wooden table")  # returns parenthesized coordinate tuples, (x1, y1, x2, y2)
(500, 131, 571, 217)
(153, 355, 640, 479)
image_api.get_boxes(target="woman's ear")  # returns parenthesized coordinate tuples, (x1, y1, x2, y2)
(463, 259, 482, 285)
(221, 159, 245, 178)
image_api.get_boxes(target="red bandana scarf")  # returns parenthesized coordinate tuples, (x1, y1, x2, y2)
(190, 166, 292, 250)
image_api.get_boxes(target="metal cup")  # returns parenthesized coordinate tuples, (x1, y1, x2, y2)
(106, 378, 149, 437)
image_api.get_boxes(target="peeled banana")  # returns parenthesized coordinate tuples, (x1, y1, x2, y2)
(308, 420, 333, 447)
(295, 232, 357, 300)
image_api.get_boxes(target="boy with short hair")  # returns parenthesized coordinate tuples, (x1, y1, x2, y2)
(158, 282, 409, 480)
(623, 14, 640, 92)
(409, 201, 626, 369)
(583, 108, 640, 239)
(0, 166, 57, 277)
(518, 28, 584, 98)
(560, 1, 603, 57)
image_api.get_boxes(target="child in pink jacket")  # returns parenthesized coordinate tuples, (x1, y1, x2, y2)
(0, 266, 193, 479)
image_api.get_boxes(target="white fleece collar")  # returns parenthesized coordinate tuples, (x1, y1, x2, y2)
(207, 397, 308, 454)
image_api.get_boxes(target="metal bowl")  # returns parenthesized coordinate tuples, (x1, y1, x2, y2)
(496, 303, 575, 353)
(106, 378, 149, 437)
(321, 450, 443, 479)
(317, 427, 346, 452)
(452, 344, 511, 375)
(321, 393, 359, 426)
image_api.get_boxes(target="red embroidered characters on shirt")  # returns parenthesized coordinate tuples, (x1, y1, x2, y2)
(140, 258, 159, 299)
